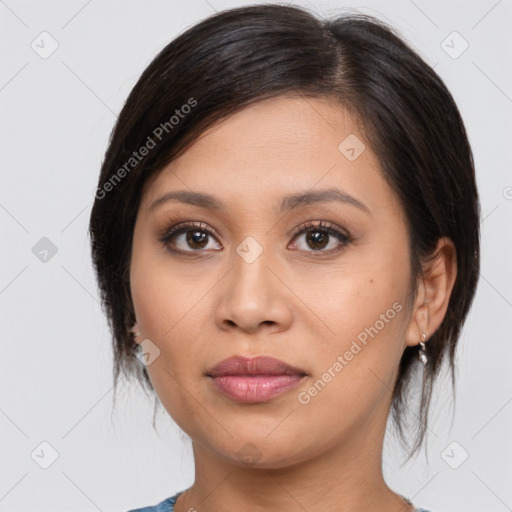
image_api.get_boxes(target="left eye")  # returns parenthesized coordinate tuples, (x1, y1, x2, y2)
(288, 221, 351, 255)
(159, 220, 351, 255)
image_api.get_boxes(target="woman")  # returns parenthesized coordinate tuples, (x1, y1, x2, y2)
(89, 4, 480, 512)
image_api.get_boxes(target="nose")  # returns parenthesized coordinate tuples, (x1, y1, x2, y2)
(214, 241, 293, 335)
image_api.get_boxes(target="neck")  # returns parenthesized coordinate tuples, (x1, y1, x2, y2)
(174, 408, 413, 512)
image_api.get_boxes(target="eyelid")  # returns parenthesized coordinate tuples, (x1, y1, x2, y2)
(287, 220, 353, 256)
(288, 219, 350, 241)
(157, 220, 220, 244)
(158, 216, 353, 257)
(157, 217, 350, 242)
(156, 211, 221, 239)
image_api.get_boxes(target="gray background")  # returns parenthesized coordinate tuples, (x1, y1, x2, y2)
(0, 0, 511, 511)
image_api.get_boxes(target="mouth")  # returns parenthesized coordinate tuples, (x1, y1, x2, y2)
(206, 356, 307, 403)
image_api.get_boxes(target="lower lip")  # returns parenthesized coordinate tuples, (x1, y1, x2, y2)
(209, 374, 306, 403)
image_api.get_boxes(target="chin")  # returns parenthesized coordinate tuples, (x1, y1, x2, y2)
(208, 434, 313, 470)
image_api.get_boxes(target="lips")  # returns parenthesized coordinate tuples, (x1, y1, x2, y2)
(206, 356, 307, 403)
(206, 356, 307, 378)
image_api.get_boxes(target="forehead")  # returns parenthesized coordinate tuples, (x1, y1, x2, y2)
(140, 95, 398, 217)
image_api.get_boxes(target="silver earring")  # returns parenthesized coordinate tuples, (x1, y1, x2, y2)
(418, 332, 428, 366)
(133, 331, 140, 338)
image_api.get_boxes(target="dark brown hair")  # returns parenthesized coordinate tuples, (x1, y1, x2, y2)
(89, 4, 480, 460)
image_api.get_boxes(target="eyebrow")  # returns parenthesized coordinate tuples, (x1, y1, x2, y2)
(149, 188, 370, 215)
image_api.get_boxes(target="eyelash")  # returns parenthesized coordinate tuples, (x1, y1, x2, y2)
(158, 219, 352, 257)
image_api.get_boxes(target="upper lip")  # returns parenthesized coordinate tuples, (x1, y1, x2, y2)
(206, 356, 307, 377)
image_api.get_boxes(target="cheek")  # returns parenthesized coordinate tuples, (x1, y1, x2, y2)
(131, 270, 207, 400)
(295, 240, 411, 398)
(129, 235, 211, 397)
(299, 247, 410, 341)
(296, 290, 408, 442)
(131, 261, 207, 427)
(130, 227, 204, 340)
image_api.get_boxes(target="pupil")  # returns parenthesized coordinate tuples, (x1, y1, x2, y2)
(187, 230, 208, 248)
(184, 228, 330, 251)
(307, 230, 328, 250)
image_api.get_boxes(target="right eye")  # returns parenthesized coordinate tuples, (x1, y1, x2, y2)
(159, 221, 222, 254)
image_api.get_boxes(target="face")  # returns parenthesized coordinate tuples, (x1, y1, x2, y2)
(130, 95, 416, 469)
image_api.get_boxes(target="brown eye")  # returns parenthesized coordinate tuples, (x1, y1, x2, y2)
(159, 222, 221, 253)
(158, 219, 351, 257)
(289, 221, 351, 255)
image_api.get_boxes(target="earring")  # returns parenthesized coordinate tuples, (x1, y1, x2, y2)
(418, 332, 428, 366)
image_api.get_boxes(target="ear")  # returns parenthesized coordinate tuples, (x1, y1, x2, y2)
(132, 322, 141, 345)
(405, 237, 457, 347)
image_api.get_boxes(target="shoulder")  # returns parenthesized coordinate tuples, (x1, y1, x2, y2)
(126, 489, 186, 512)
(126, 494, 432, 512)
(126, 497, 174, 512)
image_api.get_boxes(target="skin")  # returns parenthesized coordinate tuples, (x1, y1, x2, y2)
(129, 95, 457, 512)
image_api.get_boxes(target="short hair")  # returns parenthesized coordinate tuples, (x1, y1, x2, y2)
(89, 4, 480, 460)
